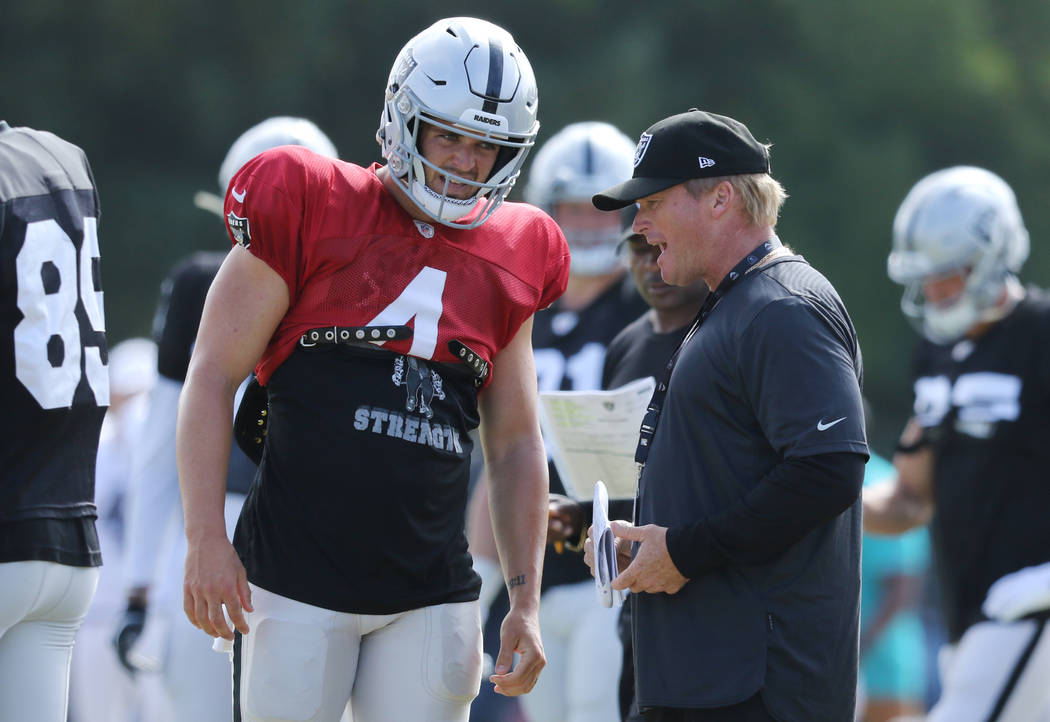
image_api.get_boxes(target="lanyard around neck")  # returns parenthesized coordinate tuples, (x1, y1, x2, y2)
(634, 237, 782, 465)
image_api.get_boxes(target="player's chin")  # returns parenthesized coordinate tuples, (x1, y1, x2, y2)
(447, 187, 476, 200)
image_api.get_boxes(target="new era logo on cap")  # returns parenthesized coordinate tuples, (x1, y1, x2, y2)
(592, 109, 770, 211)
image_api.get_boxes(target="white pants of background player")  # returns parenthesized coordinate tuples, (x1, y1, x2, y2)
(69, 389, 150, 722)
(518, 579, 623, 722)
(226, 584, 482, 722)
(0, 561, 98, 722)
(123, 377, 249, 722)
(127, 492, 246, 722)
(927, 619, 1050, 721)
(929, 563, 1050, 722)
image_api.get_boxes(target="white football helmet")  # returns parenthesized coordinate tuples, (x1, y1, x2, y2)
(377, 17, 539, 229)
(194, 116, 338, 215)
(523, 122, 636, 275)
(888, 166, 1029, 343)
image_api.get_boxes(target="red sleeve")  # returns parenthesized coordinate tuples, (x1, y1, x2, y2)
(541, 247, 571, 310)
(222, 147, 313, 301)
(539, 217, 571, 311)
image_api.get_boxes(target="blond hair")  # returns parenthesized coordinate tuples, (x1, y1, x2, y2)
(685, 161, 787, 228)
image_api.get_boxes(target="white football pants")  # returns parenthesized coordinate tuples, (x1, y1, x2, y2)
(928, 617, 1050, 722)
(229, 584, 482, 722)
(0, 561, 98, 722)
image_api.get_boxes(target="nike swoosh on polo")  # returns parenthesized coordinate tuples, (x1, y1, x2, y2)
(232, 188, 246, 203)
(816, 417, 847, 431)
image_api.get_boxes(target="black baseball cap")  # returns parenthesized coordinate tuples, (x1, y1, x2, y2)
(592, 109, 770, 211)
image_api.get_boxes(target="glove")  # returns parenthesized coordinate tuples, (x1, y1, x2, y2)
(112, 600, 147, 674)
(982, 561, 1050, 622)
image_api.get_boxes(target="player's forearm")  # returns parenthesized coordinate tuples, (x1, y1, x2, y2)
(176, 367, 237, 543)
(486, 439, 548, 611)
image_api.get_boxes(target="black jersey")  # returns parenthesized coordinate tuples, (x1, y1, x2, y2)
(912, 288, 1050, 642)
(0, 121, 106, 566)
(153, 251, 225, 383)
(235, 343, 483, 614)
(151, 250, 256, 494)
(532, 274, 647, 590)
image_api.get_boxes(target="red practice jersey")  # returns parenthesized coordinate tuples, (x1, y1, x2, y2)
(222, 146, 569, 613)
(224, 146, 569, 387)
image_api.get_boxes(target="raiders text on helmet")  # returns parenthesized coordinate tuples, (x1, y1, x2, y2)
(376, 17, 539, 229)
(888, 166, 1029, 343)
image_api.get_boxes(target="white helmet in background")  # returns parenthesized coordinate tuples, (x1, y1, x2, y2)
(888, 166, 1029, 343)
(107, 337, 157, 401)
(194, 116, 338, 216)
(524, 122, 635, 275)
(377, 17, 539, 229)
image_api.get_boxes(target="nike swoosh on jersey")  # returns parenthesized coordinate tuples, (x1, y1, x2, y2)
(232, 188, 246, 203)
(816, 417, 847, 431)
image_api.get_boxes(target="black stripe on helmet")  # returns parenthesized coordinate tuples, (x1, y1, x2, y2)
(482, 36, 504, 114)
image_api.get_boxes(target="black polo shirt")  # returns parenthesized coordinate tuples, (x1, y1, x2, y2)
(633, 254, 867, 721)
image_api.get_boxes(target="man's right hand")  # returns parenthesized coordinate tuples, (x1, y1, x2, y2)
(183, 535, 253, 639)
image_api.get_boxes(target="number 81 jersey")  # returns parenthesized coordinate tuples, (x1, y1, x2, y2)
(0, 122, 108, 525)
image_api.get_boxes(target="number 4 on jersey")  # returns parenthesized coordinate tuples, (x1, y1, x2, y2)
(367, 266, 447, 359)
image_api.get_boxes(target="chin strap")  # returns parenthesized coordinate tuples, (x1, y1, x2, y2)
(412, 178, 480, 222)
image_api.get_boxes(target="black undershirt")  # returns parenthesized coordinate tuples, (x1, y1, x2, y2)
(665, 451, 864, 578)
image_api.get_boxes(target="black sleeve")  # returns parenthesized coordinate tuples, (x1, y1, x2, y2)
(601, 333, 626, 390)
(664, 451, 865, 578)
(153, 255, 220, 382)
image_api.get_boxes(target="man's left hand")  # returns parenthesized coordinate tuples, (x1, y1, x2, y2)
(489, 605, 545, 696)
(608, 522, 688, 595)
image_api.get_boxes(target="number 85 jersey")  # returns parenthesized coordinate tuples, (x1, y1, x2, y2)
(0, 122, 108, 532)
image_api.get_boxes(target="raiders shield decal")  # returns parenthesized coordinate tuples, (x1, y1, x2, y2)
(227, 211, 251, 248)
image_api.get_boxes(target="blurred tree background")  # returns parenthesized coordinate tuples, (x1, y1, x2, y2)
(4, 0, 1050, 452)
